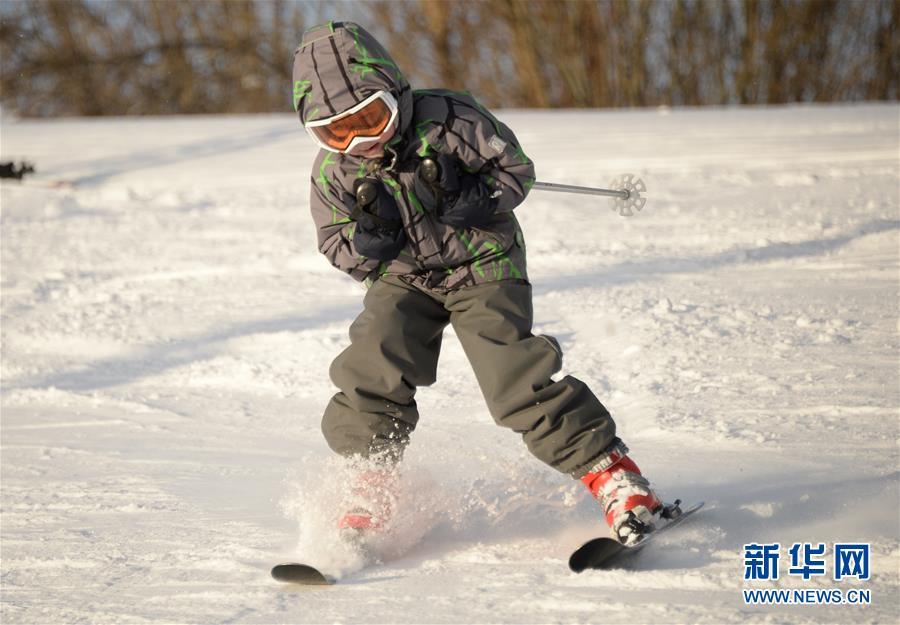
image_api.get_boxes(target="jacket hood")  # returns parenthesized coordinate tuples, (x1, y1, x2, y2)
(292, 21, 413, 138)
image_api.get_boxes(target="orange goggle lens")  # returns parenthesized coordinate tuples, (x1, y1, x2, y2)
(309, 97, 392, 151)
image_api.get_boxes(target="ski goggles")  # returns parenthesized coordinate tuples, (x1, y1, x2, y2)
(304, 90, 399, 154)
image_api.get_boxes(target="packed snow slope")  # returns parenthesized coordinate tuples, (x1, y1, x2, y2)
(2, 103, 898, 624)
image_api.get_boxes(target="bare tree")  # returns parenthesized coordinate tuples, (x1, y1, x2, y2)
(0, 0, 895, 116)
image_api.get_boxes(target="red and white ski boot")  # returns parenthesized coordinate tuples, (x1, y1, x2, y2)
(580, 440, 663, 546)
(337, 467, 397, 534)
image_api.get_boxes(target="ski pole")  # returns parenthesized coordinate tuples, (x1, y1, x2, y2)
(532, 174, 647, 217)
(532, 181, 628, 199)
(419, 158, 647, 217)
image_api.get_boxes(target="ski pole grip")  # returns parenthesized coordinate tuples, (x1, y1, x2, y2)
(420, 158, 439, 183)
(355, 180, 377, 207)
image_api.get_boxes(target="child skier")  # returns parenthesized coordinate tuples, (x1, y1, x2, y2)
(292, 21, 663, 546)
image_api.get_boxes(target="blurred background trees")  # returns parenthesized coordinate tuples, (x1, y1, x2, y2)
(0, 0, 896, 117)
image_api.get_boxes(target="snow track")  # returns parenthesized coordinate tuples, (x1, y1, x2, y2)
(2, 104, 898, 623)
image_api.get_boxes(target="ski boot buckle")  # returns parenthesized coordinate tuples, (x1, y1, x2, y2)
(659, 499, 683, 520)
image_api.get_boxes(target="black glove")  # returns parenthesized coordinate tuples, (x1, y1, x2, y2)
(350, 178, 407, 261)
(414, 153, 497, 229)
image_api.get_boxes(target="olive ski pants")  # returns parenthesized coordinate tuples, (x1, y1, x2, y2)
(322, 275, 617, 478)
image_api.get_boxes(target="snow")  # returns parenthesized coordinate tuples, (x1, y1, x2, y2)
(2, 103, 898, 624)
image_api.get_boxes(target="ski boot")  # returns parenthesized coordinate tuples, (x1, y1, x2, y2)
(337, 467, 397, 536)
(580, 439, 664, 546)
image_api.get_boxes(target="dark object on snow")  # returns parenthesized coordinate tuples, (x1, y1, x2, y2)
(0, 161, 35, 180)
(271, 563, 335, 585)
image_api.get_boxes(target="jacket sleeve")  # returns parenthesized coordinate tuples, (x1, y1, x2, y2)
(441, 95, 536, 214)
(309, 151, 381, 282)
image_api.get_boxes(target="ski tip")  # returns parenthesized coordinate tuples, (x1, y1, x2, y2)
(568, 537, 624, 573)
(271, 563, 336, 585)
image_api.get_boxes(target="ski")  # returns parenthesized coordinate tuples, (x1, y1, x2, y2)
(271, 563, 336, 585)
(569, 500, 704, 572)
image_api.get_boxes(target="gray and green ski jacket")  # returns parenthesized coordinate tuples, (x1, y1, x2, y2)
(292, 21, 536, 292)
